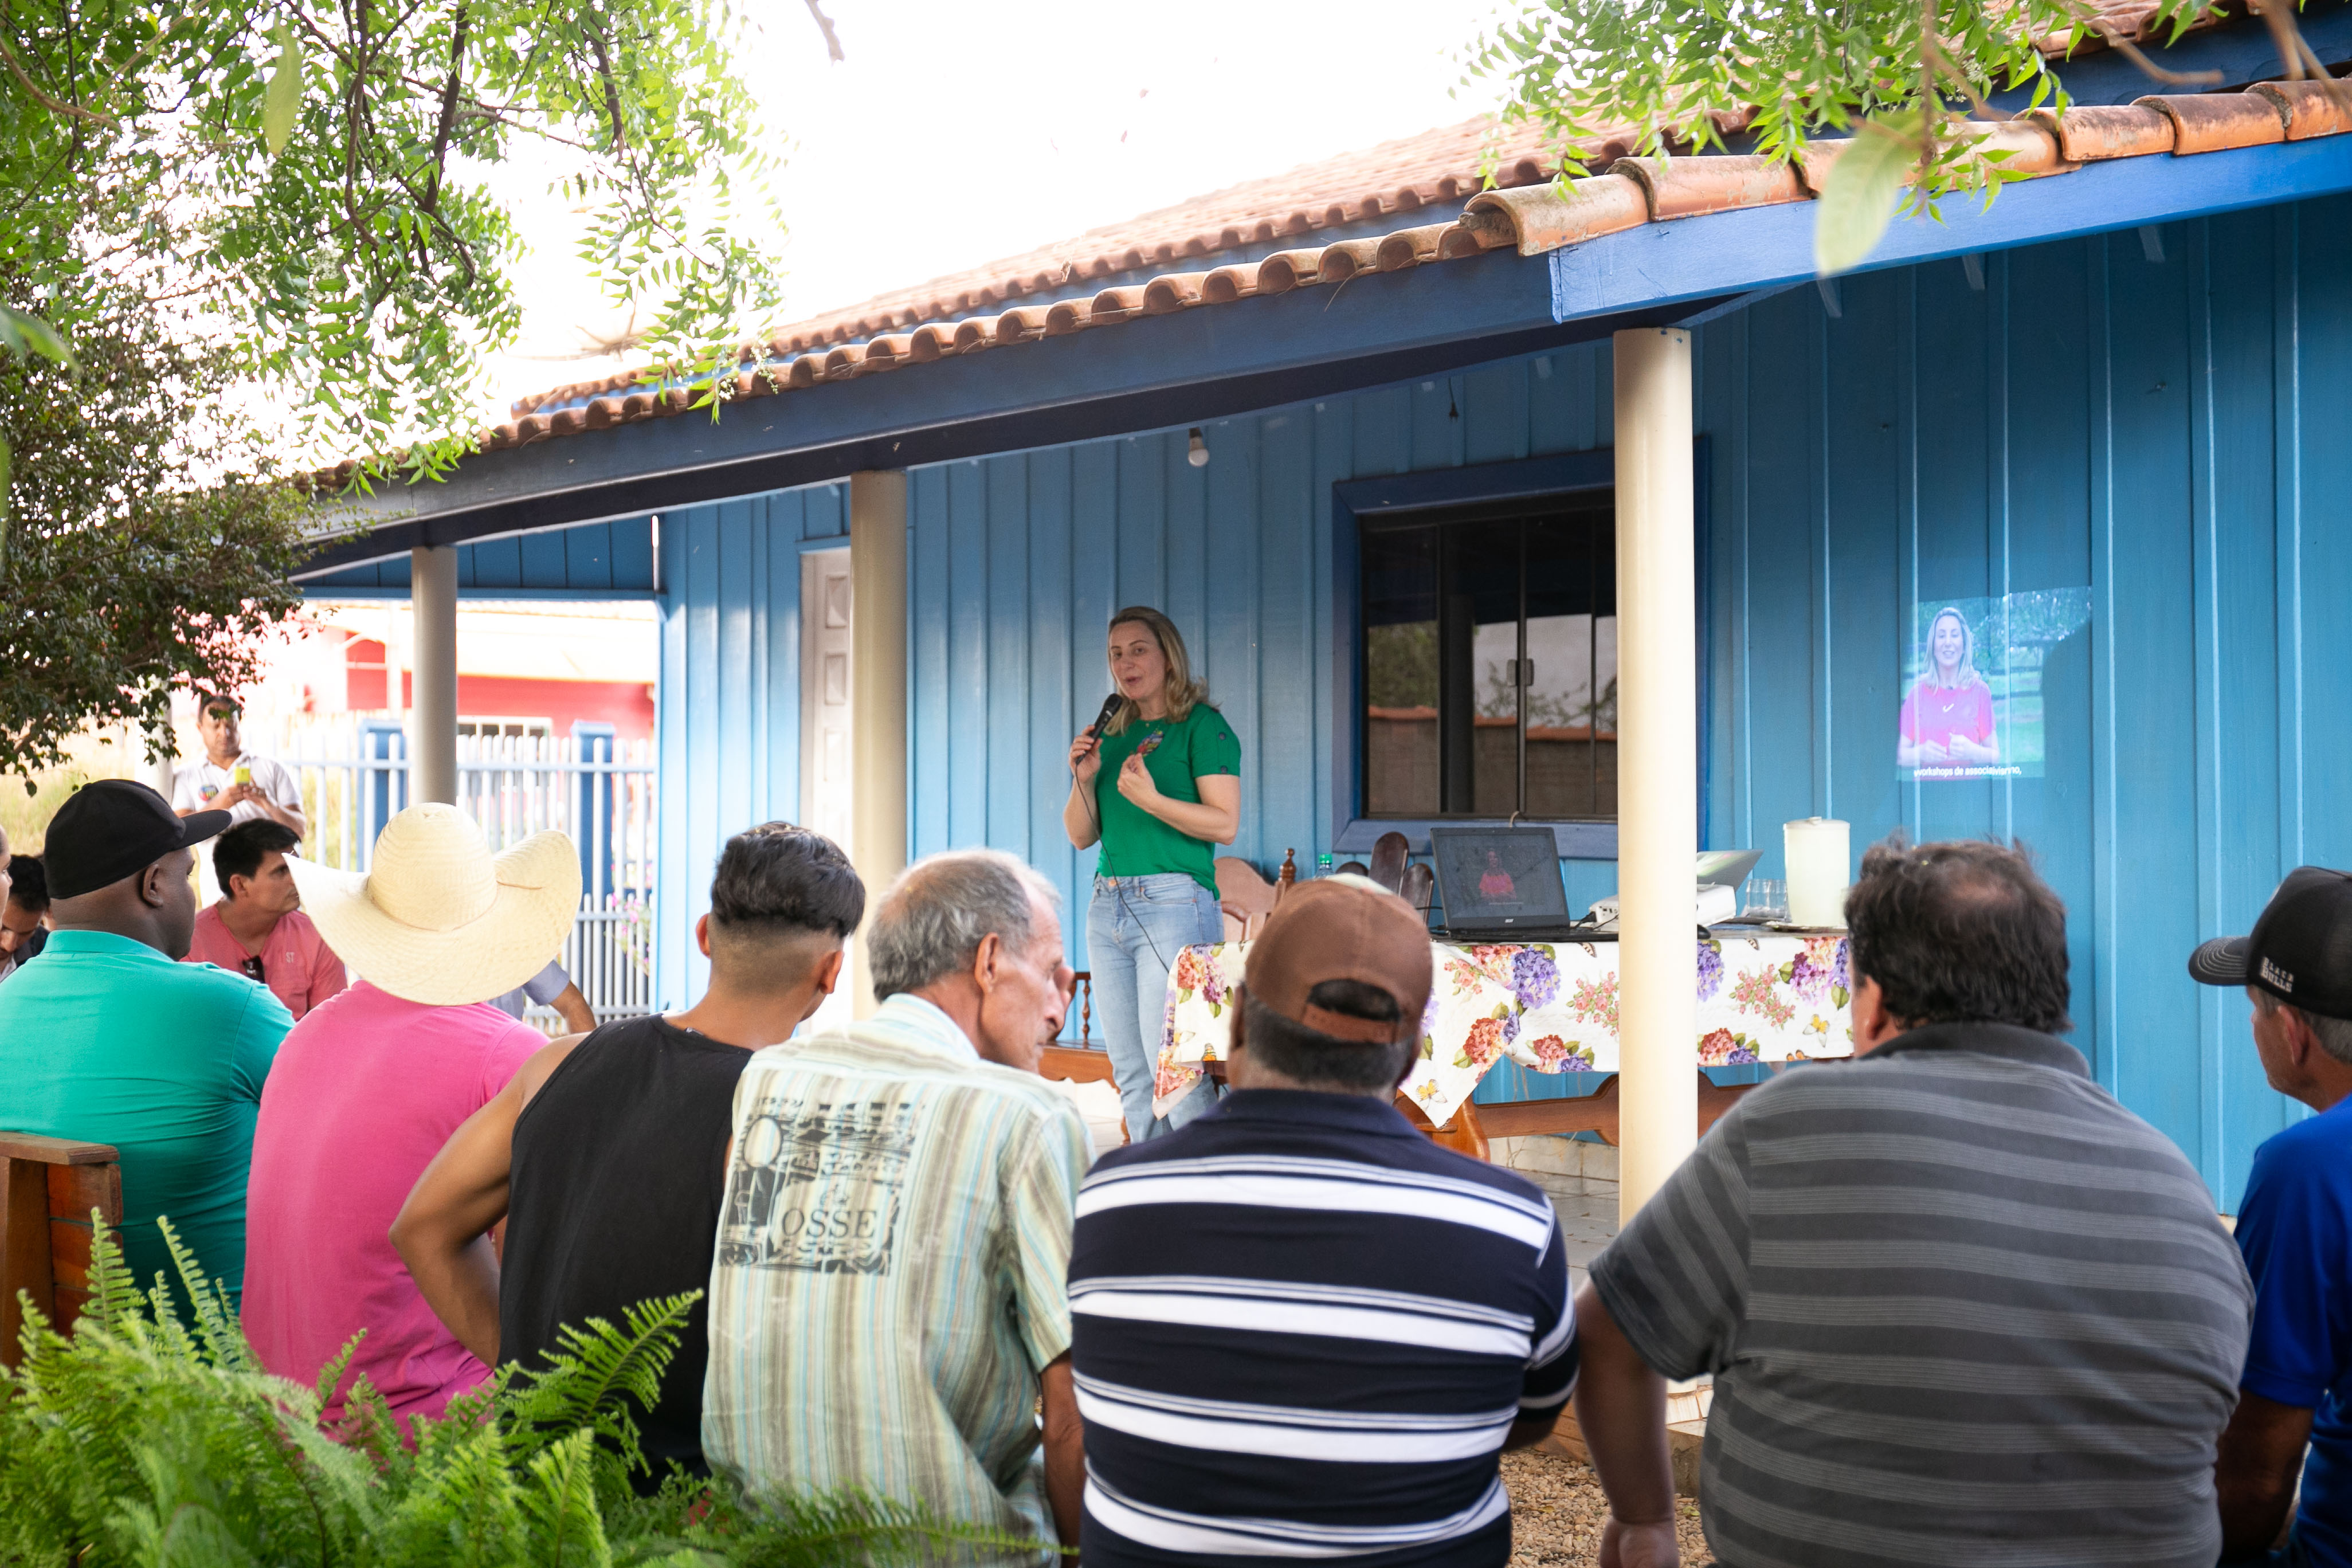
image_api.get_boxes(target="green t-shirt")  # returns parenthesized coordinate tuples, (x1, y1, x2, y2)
(0, 929, 289, 1304)
(1092, 703, 1241, 894)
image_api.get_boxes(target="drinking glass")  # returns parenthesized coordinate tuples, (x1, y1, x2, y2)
(1742, 877, 1787, 920)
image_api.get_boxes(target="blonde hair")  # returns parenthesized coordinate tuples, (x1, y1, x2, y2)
(1924, 606, 1981, 691)
(1105, 606, 1209, 733)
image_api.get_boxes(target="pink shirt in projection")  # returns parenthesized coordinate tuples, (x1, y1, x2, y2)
(183, 905, 347, 1021)
(241, 981, 543, 1425)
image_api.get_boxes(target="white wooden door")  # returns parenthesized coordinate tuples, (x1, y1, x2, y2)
(800, 547, 855, 1033)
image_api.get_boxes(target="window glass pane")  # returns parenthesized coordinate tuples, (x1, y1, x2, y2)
(1358, 498, 1618, 823)
(1362, 528, 1437, 816)
(1447, 522, 1522, 816)
(1522, 513, 1616, 818)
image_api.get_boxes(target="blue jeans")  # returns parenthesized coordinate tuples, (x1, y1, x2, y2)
(1087, 873, 1221, 1143)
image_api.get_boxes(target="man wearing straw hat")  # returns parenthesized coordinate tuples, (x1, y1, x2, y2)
(238, 802, 579, 1428)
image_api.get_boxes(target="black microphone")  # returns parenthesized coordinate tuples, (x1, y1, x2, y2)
(1087, 692, 1122, 741)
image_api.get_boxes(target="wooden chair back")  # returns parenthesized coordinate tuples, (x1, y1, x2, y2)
(1, 1131, 123, 1367)
(1400, 862, 1436, 919)
(1213, 856, 1279, 941)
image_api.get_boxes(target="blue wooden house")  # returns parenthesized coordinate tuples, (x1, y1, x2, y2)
(304, 5, 2352, 1208)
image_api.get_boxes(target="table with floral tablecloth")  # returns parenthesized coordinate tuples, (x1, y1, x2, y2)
(1155, 932, 1856, 1126)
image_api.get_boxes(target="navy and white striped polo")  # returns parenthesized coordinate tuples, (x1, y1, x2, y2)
(1068, 1089, 1577, 1568)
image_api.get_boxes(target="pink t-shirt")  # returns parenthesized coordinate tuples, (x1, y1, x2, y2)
(183, 905, 347, 1021)
(1898, 676, 1996, 754)
(241, 981, 542, 1424)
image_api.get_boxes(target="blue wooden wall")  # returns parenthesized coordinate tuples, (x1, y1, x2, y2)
(1699, 199, 2352, 1209)
(304, 515, 658, 595)
(656, 193, 2352, 1208)
(653, 485, 848, 1000)
(905, 351, 1629, 928)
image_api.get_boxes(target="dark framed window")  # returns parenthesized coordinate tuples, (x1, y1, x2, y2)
(1359, 495, 1617, 821)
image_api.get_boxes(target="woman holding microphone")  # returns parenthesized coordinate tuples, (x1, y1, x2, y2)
(1065, 607, 1240, 1142)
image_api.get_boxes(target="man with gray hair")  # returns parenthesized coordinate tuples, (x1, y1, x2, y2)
(704, 848, 1088, 1559)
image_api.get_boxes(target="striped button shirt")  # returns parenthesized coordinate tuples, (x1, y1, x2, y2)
(1590, 1022, 2253, 1568)
(1069, 1089, 1577, 1568)
(701, 995, 1092, 1551)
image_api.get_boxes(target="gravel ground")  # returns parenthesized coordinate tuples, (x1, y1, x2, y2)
(1502, 1448, 1712, 1566)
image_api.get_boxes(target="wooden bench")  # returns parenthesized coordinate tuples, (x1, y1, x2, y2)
(1, 1131, 123, 1367)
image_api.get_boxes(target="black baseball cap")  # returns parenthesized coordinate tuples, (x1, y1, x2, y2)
(2188, 867, 2352, 1021)
(44, 779, 230, 900)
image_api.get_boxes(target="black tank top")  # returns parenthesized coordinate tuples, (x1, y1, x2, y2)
(500, 1015, 749, 1488)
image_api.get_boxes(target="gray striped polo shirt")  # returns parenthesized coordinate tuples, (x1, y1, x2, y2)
(1590, 1022, 2252, 1568)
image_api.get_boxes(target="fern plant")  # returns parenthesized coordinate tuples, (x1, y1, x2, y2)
(0, 1220, 1055, 1567)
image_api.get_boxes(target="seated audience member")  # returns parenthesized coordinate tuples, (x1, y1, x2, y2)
(0, 781, 287, 1300)
(488, 955, 597, 1034)
(393, 822, 864, 1488)
(2193, 868, 2352, 1565)
(1, 850, 50, 982)
(1574, 837, 2252, 1568)
(1069, 877, 1575, 1568)
(703, 850, 1088, 1553)
(239, 804, 578, 1426)
(182, 819, 347, 1020)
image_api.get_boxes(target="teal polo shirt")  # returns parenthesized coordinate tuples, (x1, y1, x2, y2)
(0, 929, 290, 1305)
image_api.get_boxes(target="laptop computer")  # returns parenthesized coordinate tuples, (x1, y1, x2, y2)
(1427, 826, 1590, 940)
(1428, 830, 1768, 940)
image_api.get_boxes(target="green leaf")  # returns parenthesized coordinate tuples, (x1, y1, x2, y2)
(1814, 126, 1914, 277)
(263, 20, 301, 156)
(0, 304, 75, 369)
(0, 432, 10, 573)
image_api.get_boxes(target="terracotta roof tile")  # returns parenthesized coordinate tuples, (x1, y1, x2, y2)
(2251, 77, 2352, 139)
(2032, 102, 2177, 159)
(1614, 152, 1807, 218)
(2139, 89, 2288, 151)
(511, 116, 1589, 414)
(410, 75, 2348, 477)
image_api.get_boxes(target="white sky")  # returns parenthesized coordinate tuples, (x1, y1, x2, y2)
(476, 0, 1508, 415)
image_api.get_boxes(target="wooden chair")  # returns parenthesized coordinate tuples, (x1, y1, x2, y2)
(1, 1131, 123, 1368)
(1400, 862, 1436, 919)
(1367, 831, 1410, 894)
(1214, 856, 1280, 941)
(1042, 970, 1122, 1086)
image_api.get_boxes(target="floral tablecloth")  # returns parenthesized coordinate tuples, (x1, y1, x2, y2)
(1157, 933, 1856, 1125)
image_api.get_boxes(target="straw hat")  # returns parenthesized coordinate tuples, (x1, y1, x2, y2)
(289, 803, 582, 1006)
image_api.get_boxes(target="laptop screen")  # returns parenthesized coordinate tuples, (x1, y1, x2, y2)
(1428, 826, 1571, 932)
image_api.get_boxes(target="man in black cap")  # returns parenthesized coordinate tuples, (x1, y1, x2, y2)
(2196, 869, 2352, 1566)
(0, 780, 292, 1304)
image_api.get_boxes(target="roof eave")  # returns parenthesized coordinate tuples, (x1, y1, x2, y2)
(300, 131, 2352, 578)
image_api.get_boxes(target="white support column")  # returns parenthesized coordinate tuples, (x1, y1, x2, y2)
(1612, 327, 1699, 1223)
(847, 470, 908, 1019)
(410, 544, 460, 806)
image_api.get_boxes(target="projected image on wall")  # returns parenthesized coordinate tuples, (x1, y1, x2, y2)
(1898, 589, 2091, 782)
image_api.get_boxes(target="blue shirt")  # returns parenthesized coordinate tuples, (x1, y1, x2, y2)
(1068, 1089, 1577, 1568)
(2236, 1098, 2352, 1567)
(0, 928, 289, 1304)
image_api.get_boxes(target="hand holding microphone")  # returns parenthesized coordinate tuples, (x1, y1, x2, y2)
(1068, 692, 1122, 785)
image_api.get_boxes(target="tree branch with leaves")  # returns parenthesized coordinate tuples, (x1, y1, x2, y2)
(1469, 0, 2345, 276)
(0, 0, 807, 479)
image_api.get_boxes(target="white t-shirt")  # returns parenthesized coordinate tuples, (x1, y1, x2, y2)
(173, 752, 304, 901)
(171, 752, 302, 826)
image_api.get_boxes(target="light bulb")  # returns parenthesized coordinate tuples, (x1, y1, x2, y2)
(1186, 428, 1209, 468)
